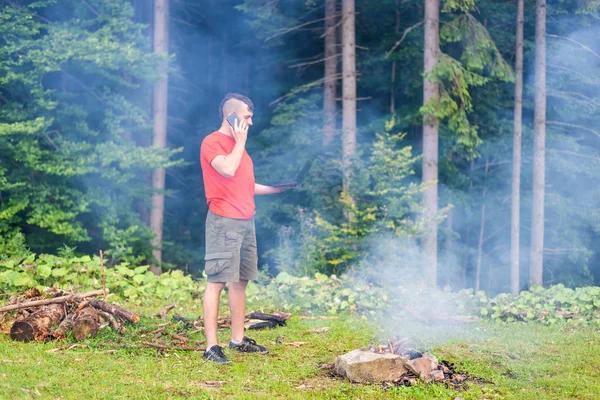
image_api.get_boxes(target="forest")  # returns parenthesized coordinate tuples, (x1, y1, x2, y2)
(1, 0, 599, 295)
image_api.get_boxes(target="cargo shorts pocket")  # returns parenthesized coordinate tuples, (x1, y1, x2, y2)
(204, 251, 233, 276)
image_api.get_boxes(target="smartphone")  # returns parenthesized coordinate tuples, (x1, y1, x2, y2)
(226, 112, 240, 128)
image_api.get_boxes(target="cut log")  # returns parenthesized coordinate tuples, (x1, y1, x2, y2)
(53, 313, 74, 341)
(72, 306, 100, 340)
(0, 289, 107, 313)
(10, 304, 66, 342)
(87, 299, 140, 323)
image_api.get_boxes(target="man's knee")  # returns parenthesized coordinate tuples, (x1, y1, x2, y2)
(206, 282, 226, 293)
(229, 280, 248, 291)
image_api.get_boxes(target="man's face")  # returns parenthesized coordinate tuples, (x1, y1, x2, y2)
(238, 106, 253, 127)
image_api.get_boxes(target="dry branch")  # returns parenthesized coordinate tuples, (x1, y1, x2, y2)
(547, 34, 600, 59)
(385, 21, 424, 58)
(155, 303, 177, 319)
(98, 311, 123, 334)
(0, 289, 108, 313)
(87, 299, 140, 323)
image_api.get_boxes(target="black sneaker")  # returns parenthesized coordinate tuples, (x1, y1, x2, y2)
(229, 336, 269, 354)
(203, 345, 231, 364)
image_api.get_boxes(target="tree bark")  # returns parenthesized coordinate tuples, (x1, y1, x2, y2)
(150, 0, 170, 274)
(10, 304, 66, 342)
(422, 0, 440, 287)
(475, 159, 489, 292)
(72, 306, 100, 341)
(88, 299, 141, 324)
(341, 0, 356, 191)
(323, 0, 337, 146)
(530, 0, 546, 286)
(53, 313, 74, 342)
(511, 0, 525, 295)
(134, 0, 153, 228)
(391, 0, 400, 114)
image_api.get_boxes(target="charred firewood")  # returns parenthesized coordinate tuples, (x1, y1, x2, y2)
(87, 299, 140, 324)
(248, 312, 287, 326)
(10, 304, 66, 342)
(247, 320, 280, 330)
(172, 314, 195, 329)
(72, 305, 100, 340)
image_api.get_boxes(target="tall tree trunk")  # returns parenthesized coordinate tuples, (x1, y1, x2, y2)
(422, 0, 440, 287)
(461, 159, 475, 289)
(530, 0, 546, 286)
(341, 0, 356, 191)
(390, 0, 400, 114)
(323, 0, 337, 146)
(134, 0, 153, 228)
(475, 159, 489, 292)
(511, 0, 525, 295)
(150, 0, 169, 275)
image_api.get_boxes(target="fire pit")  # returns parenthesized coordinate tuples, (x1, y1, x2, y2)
(334, 338, 472, 388)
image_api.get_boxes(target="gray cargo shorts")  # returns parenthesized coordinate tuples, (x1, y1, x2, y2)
(204, 210, 258, 283)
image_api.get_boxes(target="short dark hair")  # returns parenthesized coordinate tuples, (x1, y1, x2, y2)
(219, 93, 254, 120)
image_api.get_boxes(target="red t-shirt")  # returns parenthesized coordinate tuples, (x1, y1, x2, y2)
(200, 131, 256, 220)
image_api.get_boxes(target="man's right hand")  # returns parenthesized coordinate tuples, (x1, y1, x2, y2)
(232, 117, 248, 144)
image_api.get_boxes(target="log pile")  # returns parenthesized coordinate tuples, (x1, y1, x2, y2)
(0, 288, 139, 342)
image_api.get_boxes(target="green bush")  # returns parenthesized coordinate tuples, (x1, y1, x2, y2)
(0, 253, 388, 315)
(0, 253, 201, 305)
(475, 285, 600, 325)
(246, 272, 388, 316)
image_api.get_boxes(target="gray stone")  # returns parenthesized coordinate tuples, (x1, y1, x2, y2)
(429, 369, 445, 382)
(423, 353, 439, 369)
(334, 350, 409, 383)
(404, 356, 436, 378)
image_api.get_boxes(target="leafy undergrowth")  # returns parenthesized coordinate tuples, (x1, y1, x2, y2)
(2, 302, 600, 399)
(4, 253, 600, 325)
(472, 285, 600, 325)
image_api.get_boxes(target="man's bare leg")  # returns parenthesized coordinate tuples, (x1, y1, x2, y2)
(203, 282, 226, 349)
(228, 280, 248, 343)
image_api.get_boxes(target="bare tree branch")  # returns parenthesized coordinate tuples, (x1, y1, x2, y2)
(82, 0, 99, 17)
(320, 14, 346, 39)
(265, 13, 342, 42)
(269, 73, 343, 106)
(548, 148, 600, 162)
(547, 34, 600, 60)
(547, 120, 600, 139)
(385, 21, 424, 58)
(289, 53, 342, 68)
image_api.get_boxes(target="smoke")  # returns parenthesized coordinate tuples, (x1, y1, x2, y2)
(348, 235, 490, 349)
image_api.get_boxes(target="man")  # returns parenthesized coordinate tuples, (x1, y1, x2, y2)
(200, 93, 288, 364)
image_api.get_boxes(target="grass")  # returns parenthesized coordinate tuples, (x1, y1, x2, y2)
(1, 302, 600, 399)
